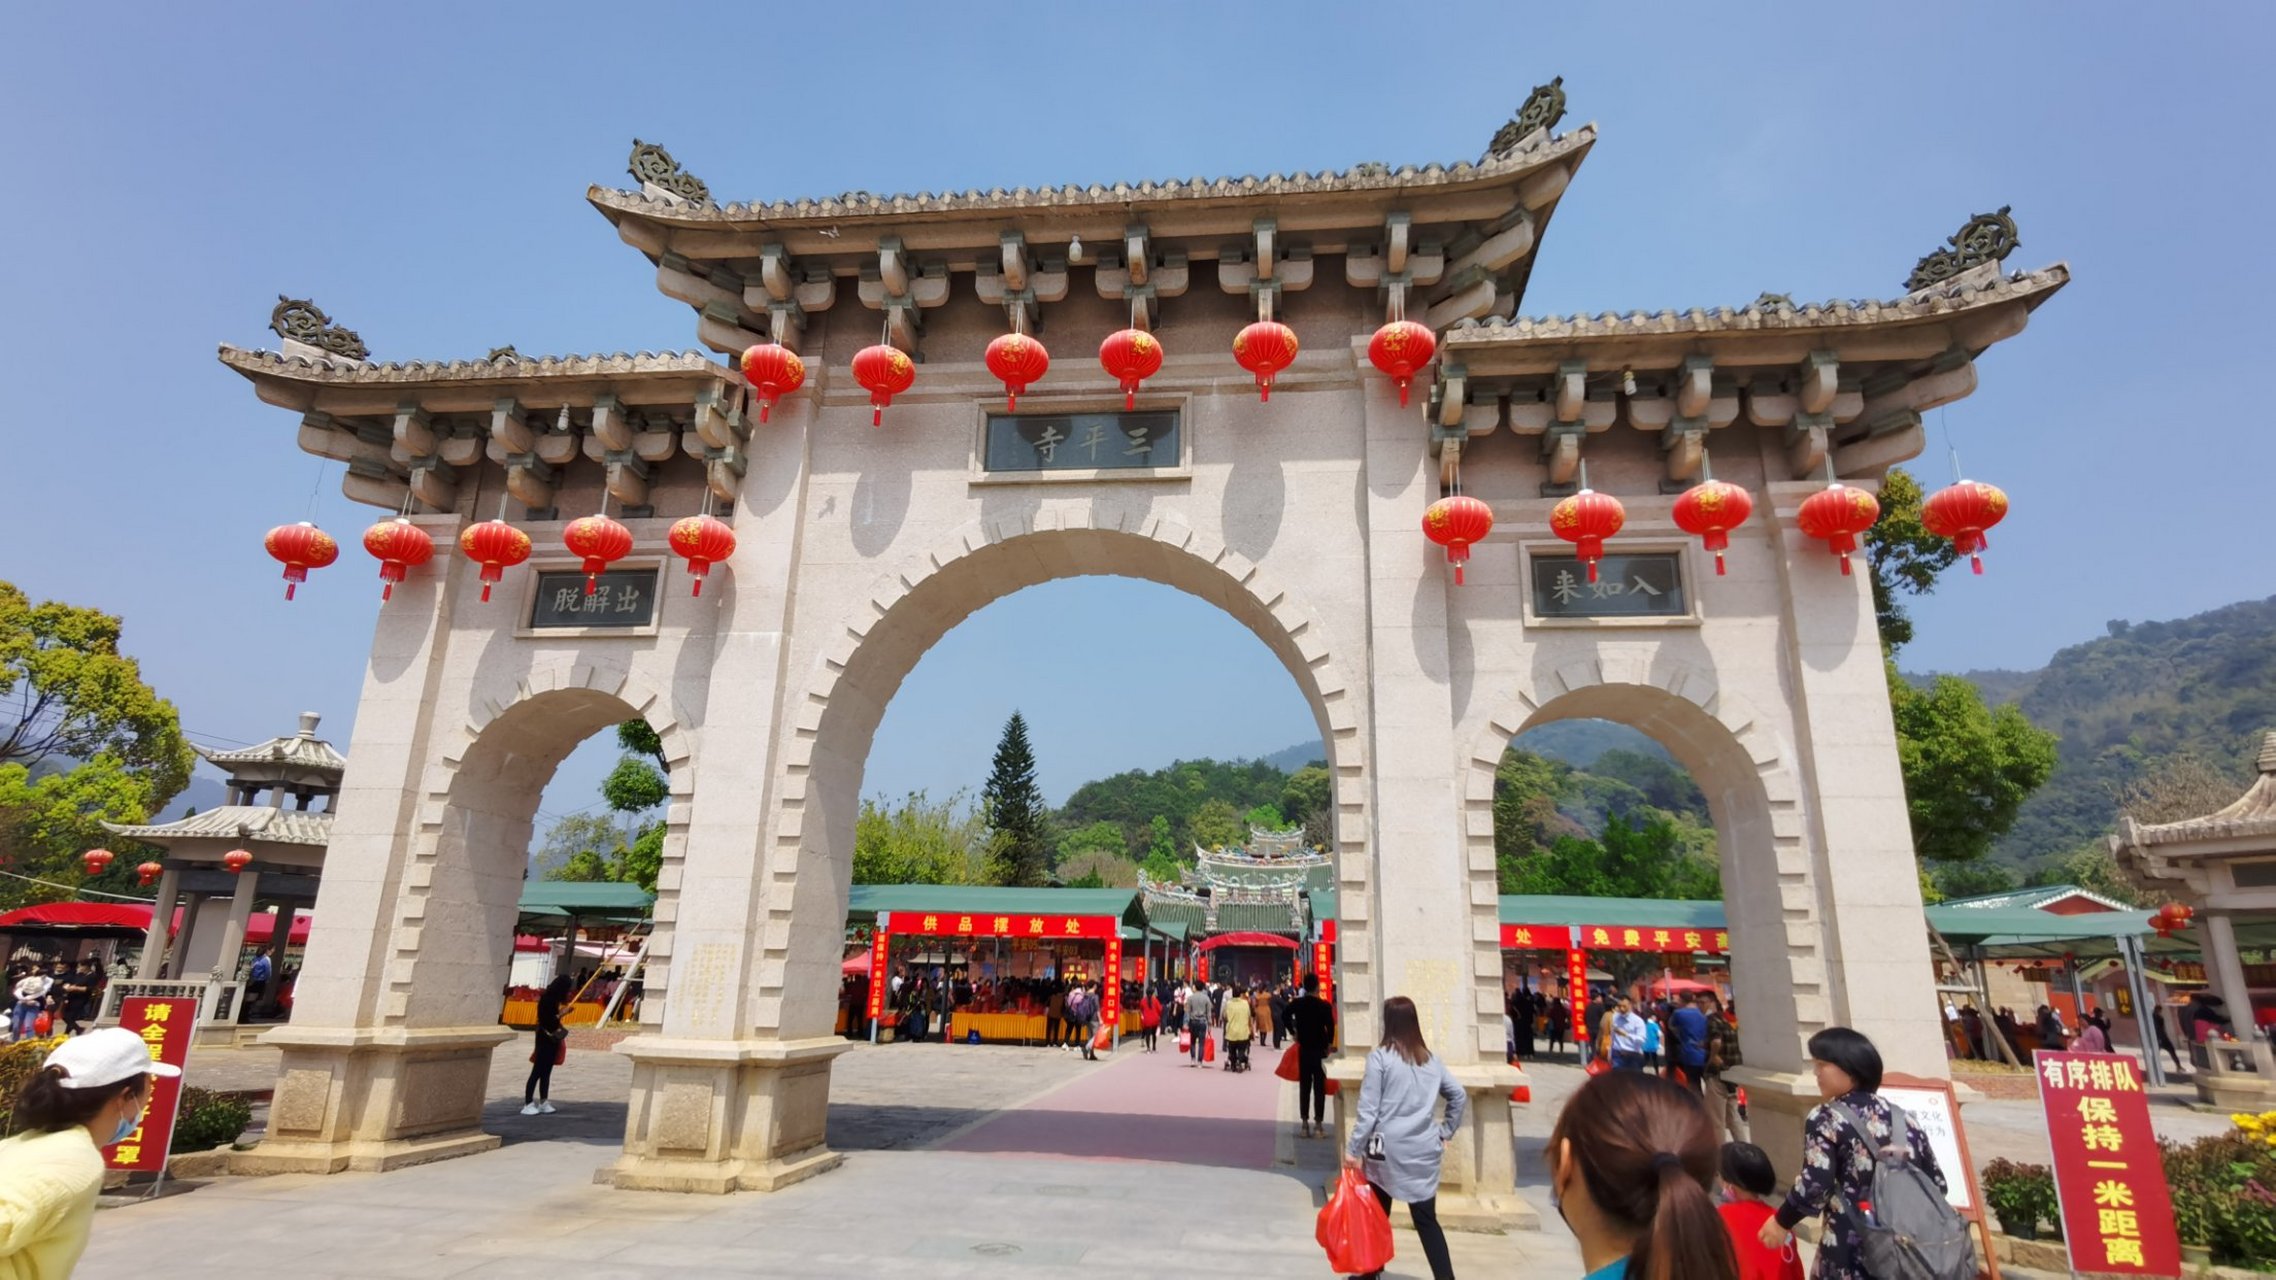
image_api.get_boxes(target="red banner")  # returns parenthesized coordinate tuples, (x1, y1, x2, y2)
(1194, 953, 1208, 984)
(864, 919, 892, 1022)
(1569, 924, 1727, 954)
(2035, 1051, 2180, 1277)
(1102, 936, 1123, 1022)
(106, 996, 196, 1174)
(884, 911, 1117, 940)
(1499, 924, 1568, 950)
(1135, 956, 1147, 987)
(1566, 948, 1590, 1044)
(1313, 940, 1334, 1005)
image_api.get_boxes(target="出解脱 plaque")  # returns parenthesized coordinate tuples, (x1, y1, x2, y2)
(528, 569, 659, 629)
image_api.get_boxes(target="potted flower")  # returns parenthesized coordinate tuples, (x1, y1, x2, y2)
(1981, 1158, 2055, 1240)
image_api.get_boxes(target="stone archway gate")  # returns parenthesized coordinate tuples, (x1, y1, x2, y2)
(220, 101, 2064, 1221)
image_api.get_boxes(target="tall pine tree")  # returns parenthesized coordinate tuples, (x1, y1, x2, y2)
(982, 711, 1050, 886)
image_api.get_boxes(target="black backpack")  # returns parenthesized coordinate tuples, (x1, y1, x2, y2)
(1826, 1101, 1974, 1280)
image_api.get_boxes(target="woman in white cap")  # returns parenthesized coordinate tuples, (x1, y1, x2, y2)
(0, 1026, 180, 1277)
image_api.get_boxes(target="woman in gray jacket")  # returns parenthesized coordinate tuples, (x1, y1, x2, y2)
(1343, 995, 1466, 1280)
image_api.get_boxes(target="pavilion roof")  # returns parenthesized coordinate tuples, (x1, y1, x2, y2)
(190, 713, 346, 778)
(217, 344, 732, 387)
(2118, 732, 2276, 848)
(102, 805, 332, 848)
(1937, 883, 2137, 914)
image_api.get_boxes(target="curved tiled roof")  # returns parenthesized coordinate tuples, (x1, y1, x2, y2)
(2122, 732, 2276, 847)
(193, 734, 346, 775)
(103, 805, 333, 848)
(218, 345, 733, 383)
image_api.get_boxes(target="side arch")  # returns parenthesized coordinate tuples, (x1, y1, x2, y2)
(1461, 656, 1829, 1068)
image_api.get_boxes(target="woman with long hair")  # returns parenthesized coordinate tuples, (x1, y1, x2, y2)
(1342, 995, 1467, 1280)
(1757, 1026, 1946, 1278)
(522, 973, 572, 1116)
(1547, 1069, 1737, 1280)
(0, 1026, 181, 1277)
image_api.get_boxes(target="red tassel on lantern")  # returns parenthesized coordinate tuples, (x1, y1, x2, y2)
(1421, 495, 1493, 585)
(1671, 479, 1755, 576)
(1099, 328, 1163, 410)
(1551, 489, 1626, 583)
(851, 344, 916, 426)
(984, 333, 1050, 411)
(1797, 484, 1881, 576)
(1921, 479, 2009, 575)
(1367, 321, 1437, 408)
(1232, 321, 1299, 401)
(362, 517, 435, 602)
(458, 519, 532, 602)
(740, 342, 807, 423)
(668, 514, 737, 597)
(264, 523, 339, 600)
(562, 514, 633, 594)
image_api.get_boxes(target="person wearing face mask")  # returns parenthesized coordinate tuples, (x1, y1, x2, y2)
(1546, 1069, 1738, 1280)
(0, 1026, 181, 1278)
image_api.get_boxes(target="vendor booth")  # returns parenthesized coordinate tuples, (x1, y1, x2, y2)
(500, 881, 655, 1028)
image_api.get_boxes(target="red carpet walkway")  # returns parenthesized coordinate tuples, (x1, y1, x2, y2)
(936, 1033, 1288, 1170)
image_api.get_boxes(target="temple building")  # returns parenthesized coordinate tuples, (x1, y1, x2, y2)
(1141, 827, 1331, 985)
(101, 712, 339, 1041)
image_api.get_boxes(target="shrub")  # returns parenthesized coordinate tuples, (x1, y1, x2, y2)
(1980, 1158, 2057, 1235)
(0, 1037, 63, 1138)
(168, 1087, 252, 1153)
(2164, 1120, 2276, 1264)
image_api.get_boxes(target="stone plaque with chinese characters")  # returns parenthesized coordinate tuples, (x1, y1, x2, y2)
(528, 569, 658, 629)
(983, 410, 1178, 473)
(1530, 552, 1686, 618)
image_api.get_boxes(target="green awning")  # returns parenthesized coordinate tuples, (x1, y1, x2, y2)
(517, 881, 655, 923)
(1497, 895, 1727, 930)
(845, 884, 1148, 929)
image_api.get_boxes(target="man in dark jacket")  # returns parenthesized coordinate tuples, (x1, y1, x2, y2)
(1288, 974, 1337, 1139)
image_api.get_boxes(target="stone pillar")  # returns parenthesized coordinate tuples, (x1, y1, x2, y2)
(166, 893, 203, 979)
(215, 871, 260, 988)
(2206, 911, 2255, 1037)
(135, 869, 180, 980)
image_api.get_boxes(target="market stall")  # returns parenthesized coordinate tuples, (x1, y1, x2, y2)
(501, 881, 654, 1028)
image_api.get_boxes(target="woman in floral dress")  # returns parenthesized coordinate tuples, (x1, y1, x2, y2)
(1757, 1027, 1945, 1279)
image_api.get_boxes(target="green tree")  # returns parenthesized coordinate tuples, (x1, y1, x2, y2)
(1140, 815, 1180, 881)
(1281, 765, 1332, 848)
(534, 813, 633, 880)
(1888, 661, 2058, 864)
(2026, 844, 2150, 907)
(1932, 858, 2019, 901)
(1188, 798, 1244, 851)
(542, 720, 671, 890)
(1057, 849, 1138, 889)
(1243, 803, 1289, 832)
(0, 583, 193, 906)
(1501, 814, 1720, 900)
(853, 790, 990, 885)
(1055, 820, 1127, 867)
(982, 711, 1049, 887)
(1863, 467, 1960, 655)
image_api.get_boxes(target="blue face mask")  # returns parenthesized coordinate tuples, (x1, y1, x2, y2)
(107, 1099, 143, 1147)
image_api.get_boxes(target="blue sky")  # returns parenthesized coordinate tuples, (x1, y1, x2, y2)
(4, 4, 2271, 823)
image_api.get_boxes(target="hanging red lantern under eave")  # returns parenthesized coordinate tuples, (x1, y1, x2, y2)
(1550, 489, 1626, 583)
(135, 861, 163, 888)
(458, 519, 532, 602)
(851, 344, 916, 426)
(222, 849, 252, 874)
(1232, 321, 1299, 401)
(1671, 479, 1755, 576)
(1796, 484, 1881, 576)
(562, 514, 633, 594)
(362, 517, 434, 602)
(1367, 320, 1437, 407)
(739, 342, 807, 423)
(264, 522, 339, 600)
(984, 333, 1051, 411)
(1421, 495, 1493, 585)
(668, 514, 737, 597)
(1921, 479, 2010, 575)
(1099, 328, 1163, 410)
(81, 849, 113, 878)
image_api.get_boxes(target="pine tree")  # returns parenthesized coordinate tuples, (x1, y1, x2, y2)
(982, 711, 1050, 887)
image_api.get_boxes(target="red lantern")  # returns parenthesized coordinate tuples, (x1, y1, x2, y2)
(1232, 320, 1299, 401)
(222, 849, 252, 875)
(850, 344, 916, 426)
(1670, 479, 1755, 576)
(668, 514, 737, 597)
(1421, 495, 1493, 585)
(739, 342, 807, 423)
(1367, 320, 1437, 408)
(984, 333, 1050, 411)
(264, 523, 339, 600)
(81, 849, 113, 878)
(1796, 484, 1881, 576)
(362, 517, 434, 602)
(562, 514, 633, 594)
(1099, 328, 1163, 410)
(458, 519, 532, 602)
(1550, 489, 1626, 583)
(1921, 479, 2009, 575)
(136, 861, 163, 888)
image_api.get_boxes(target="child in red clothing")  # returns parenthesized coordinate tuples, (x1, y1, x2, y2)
(1719, 1142, 1804, 1280)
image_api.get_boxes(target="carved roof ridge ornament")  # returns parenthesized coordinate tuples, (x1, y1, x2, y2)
(487, 345, 519, 362)
(216, 343, 732, 383)
(1488, 76, 1567, 159)
(1904, 205, 2019, 292)
(627, 139, 712, 207)
(269, 296, 369, 361)
(1751, 292, 1796, 312)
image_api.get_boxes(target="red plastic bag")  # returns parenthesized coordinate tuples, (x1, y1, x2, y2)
(1203, 1034, 1216, 1063)
(32, 1012, 51, 1037)
(1585, 1055, 1610, 1077)
(1317, 1166, 1395, 1274)
(1177, 1029, 1192, 1053)
(1276, 1045, 1302, 1082)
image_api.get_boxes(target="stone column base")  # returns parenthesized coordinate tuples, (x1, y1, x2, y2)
(231, 1024, 514, 1176)
(2195, 1039, 2276, 1111)
(604, 1035, 856, 1195)
(1325, 1055, 1540, 1233)
(1725, 1066, 1817, 1181)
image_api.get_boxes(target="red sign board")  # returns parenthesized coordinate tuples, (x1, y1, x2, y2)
(1312, 940, 1334, 1005)
(2034, 1051, 2181, 1277)
(1193, 953, 1208, 984)
(106, 996, 196, 1174)
(1569, 924, 1727, 954)
(1566, 947, 1590, 1044)
(1102, 936, 1123, 1022)
(1135, 955, 1148, 987)
(1499, 924, 1566, 950)
(864, 918, 892, 1022)
(884, 911, 1116, 940)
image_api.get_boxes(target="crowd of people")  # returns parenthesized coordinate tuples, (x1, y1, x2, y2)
(6, 960, 109, 1043)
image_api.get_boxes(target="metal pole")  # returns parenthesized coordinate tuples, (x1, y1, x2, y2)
(2067, 957, 2087, 1027)
(2120, 934, 2166, 1088)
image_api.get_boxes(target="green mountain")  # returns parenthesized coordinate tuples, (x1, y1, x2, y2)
(1922, 595, 2276, 870)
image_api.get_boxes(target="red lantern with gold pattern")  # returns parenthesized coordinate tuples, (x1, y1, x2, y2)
(562, 514, 633, 594)
(1550, 489, 1626, 583)
(1796, 484, 1881, 576)
(1367, 320, 1437, 407)
(739, 342, 807, 423)
(668, 514, 737, 597)
(1232, 320, 1299, 401)
(1099, 328, 1163, 410)
(81, 849, 113, 878)
(458, 519, 532, 602)
(984, 333, 1051, 411)
(362, 517, 434, 602)
(223, 849, 252, 875)
(1670, 479, 1755, 576)
(264, 522, 339, 601)
(850, 344, 916, 426)
(136, 861, 163, 888)
(1421, 495, 1493, 585)
(1920, 479, 2009, 575)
